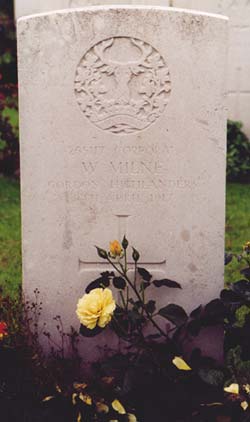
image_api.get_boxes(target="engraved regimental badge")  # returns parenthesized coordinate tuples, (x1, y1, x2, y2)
(75, 37, 171, 134)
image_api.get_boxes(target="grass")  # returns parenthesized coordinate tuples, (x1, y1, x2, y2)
(0, 176, 21, 296)
(0, 178, 249, 296)
(225, 183, 250, 283)
(3, 107, 19, 129)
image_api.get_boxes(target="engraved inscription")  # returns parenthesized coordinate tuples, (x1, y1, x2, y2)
(110, 160, 165, 175)
(47, 176, 199, 204)
(47, 143, 204, 204)
(74, 37, 171, 134)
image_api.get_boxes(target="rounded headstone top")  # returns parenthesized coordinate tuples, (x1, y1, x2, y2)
(17, 5, 228, 23)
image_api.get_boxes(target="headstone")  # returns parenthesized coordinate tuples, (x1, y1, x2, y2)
(15, 1, 250, 138)
(18, 6, 228, 360)
(14, 0, 170, 20)
(173, 0, 250, 137)
(14, 0, 67, 20)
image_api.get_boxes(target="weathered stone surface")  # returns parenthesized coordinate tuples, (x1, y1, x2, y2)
(15, 0, 250, 136)
(173, 0, 250, 136)
(18, 7, 228, 360)
(14, 0, 170, 19)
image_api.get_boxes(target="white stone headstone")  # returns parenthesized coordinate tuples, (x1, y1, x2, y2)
(18, 6, 228, 359)
(173, 0, 250, 138)
(14, 0, 170, 20)
(15, 1, 250, 137)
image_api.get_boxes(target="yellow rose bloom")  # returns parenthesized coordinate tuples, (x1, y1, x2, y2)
(109, 240, 123, 258)
(76, 288, 116, 329)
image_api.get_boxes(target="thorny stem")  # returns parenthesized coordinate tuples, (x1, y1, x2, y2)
(107, 256, 168, 339)
(126, 286, 129, 311)
(119, 291, 126, 309)
(124, 248, 128, 276)
(117, 260, 129, 310)
(112, 314, 130, 339)
(124, 248, 129, 310)
(141, 283, 145, 316)
(134, 261, 137, 288)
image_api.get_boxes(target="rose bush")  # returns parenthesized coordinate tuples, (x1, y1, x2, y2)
(76, 288, 116, 330)
(78, 237, 184, 341)
(1, 240, 250, 420)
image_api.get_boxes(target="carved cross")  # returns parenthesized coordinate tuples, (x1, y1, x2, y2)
(79, 215, 166, 276)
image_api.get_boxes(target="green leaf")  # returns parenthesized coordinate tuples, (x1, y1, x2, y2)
(0, 140, 7, 151)
(80, 324, 104, 337)
(190, 305, 202, 319)
(235, 305, 250, 327)
(232, 280, 250, 301)
(128, 310, 145, 323)
(137, 267, 152, 282)
(132, 247, 140, 262)
(145, 300, 156, 314)
(220, 289, 242, 305)
(122, 235, 129, 250)
(113, 277, 126, 290)
(204, 299, 225, 319)
(225, 253, 233, 265)
(140, 281, 151, 290)
(146, 334, 162, 340)
(158, 304, 188, 326)
(132, 300, 143, 310)
(198, 368, 224, 387)
(240, 267, 250, 280)
(85, 274, 110, 293)
(153, 279, 181, 289)
(95, 246, 108, 260)
(187, 319, 201, 336)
